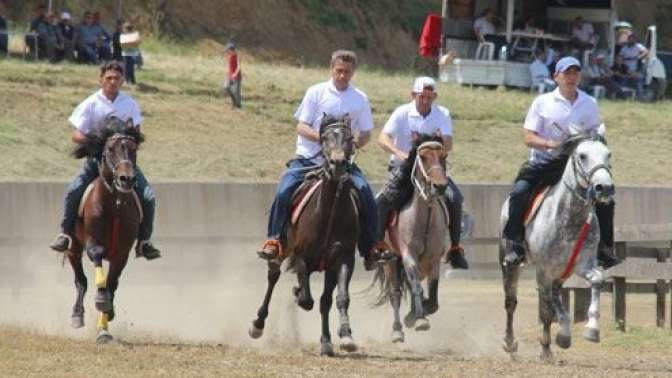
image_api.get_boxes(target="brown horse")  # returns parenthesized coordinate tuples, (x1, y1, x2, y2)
(67, 116, 144, 344)
(249, 115, 361, 356)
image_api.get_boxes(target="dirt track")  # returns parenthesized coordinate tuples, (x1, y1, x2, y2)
(1, 244, 672, 377)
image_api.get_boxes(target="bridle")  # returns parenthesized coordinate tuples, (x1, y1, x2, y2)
(98, 134, 137, 194)
(563, 142, 613, 203)
(411, 141, 446, 201)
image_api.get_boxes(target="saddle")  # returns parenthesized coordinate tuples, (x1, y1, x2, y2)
(290, 175, 360, 226)
(523, 186, 550, 226)
(78, 182, 144, 222)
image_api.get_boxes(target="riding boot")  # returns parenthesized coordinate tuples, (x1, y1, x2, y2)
(444, 196, 469, 269)
(135, 240, 161, 260)
(257, 239, 281, 260)
(503, 240, 527, 267)
(50, 233, 72, 252)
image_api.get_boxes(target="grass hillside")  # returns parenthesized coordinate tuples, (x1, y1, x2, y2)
(1, 41, 671, 184)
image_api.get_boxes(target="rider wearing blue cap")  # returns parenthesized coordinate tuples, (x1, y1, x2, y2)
(502, 57, 620, 268)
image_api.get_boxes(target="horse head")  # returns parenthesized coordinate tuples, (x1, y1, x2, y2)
(319, 114, 354, 180)
(409, 135, 448, 200)
(563, 131, 614, 204)
(90, 116, 144, 193)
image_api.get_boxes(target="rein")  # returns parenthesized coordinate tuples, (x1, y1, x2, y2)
(411, 141, 444, 201)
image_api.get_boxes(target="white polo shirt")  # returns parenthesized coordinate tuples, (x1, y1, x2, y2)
(382, 101, 453, 168)
(294, 79, 374, 162)
(473, 17, 495, 37)
(69, 89, 143, 134)
(619, 43, 646, 72)
(529, 59, 551, 84)
(524, 88, 602, 163)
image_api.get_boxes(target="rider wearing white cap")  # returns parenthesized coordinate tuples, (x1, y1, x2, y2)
(375, 76, 469, 269)
(502, 57, 620, 268)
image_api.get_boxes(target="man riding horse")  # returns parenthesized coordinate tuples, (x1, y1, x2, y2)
(257, 49, 381, 268)
(49, 61, 161, 260)
(376, 76, 469, 269)
(502, 57, 619, 268)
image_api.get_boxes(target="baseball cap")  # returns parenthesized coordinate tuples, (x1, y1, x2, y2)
(412, 76, 437, 93)
(60, 11, 71, 20)
(225, 42, 236, 50)
(555, 56, 581, 74)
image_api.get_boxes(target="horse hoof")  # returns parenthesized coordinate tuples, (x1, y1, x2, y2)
(502, 339, 518, 353)
(403, 313, 416, 329)
(391, 330, 405, 343)
(96, 330, 113, 344)
(339, 336, 357, 352)
(320, 341, 335, 357)
(422, 300, 438, 316)
(414, 318, 430, 331)
(95, 291, 112, 313)
(71, 315, 84, 329)
(248, 324, 263, 339)
(556, 334, 571, 349)
(583, 327, 600, 343)
(539, 349, 554, 362)
(298, 298, 314, 311)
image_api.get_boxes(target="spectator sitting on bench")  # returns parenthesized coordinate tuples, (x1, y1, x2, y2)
(585, 52, 625, 99)
(529, 49, 556, 92)
(92, 11, 112, 61)
(611, 54, 643, 97)
(75, 11, 103, 64)
(57, 12, 76, 61)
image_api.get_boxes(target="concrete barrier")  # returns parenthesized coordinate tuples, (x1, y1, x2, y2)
(1, 182, 671, 270)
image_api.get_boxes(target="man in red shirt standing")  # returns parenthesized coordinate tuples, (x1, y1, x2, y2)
(225, 42, 242, 108)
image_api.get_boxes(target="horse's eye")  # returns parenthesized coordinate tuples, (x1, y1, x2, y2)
(579, 153, 587, 161)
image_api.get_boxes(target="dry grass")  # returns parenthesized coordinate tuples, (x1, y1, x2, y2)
(0, 45, 671, 184)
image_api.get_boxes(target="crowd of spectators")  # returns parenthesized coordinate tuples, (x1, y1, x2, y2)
(1, 5, 143, 78)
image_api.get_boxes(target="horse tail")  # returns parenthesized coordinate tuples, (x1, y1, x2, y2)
(358, 262, 408, 308)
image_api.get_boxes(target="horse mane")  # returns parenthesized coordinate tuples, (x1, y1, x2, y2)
(319, 114, 349, 138)
(72, 116, 145, 160)
(396, 134, 444, 206)
(560, 131, 607, 156)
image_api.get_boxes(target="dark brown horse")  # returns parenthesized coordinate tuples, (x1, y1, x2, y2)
(67, 116, 144, 344)
(249, 115, 360, 356)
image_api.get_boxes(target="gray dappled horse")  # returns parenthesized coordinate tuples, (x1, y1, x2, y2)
(500, 132, 613, 359)
(373, 136, 449, 343)
(249, 115, 360, 357)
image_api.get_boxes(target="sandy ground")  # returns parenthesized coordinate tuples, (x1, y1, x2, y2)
(1, 241, 671, 377)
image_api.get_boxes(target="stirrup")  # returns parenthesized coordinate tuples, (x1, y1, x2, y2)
(50, 233, 73, 252)
(257, 240, 282, 260)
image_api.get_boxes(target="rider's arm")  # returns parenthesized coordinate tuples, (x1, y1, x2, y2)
(356, 131, 370, 148)
(296, 121, 320, 142)
(378, 131, 408, 161)
(524, 130, 561, 150)
(442, 135, 453, 153)
(71, 130, 87, 144)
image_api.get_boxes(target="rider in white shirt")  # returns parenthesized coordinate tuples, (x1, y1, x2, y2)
(502, 57, 619, 268)
(376, 77, 469, 269)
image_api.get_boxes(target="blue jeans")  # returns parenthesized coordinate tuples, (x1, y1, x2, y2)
(266, 158, 377, 257)
(60, 158, 155, 241)
(123, 56, 136, 84)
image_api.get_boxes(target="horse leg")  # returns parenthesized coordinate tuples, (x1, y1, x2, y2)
(579, 268, 603, 343)
(537, 272, 554, 361)
(390, 260, 404, 343)
(319, 267, 338, 357)
(68, 251, 87, 329)
(422, 263, 440, 316)
(249, 261, 281, 339)
(293, 259, 314, 311)
(402, 257, 429, 331)
(501, 243, 521, 354)
(336, 257, 356, 352)
(552, 279, 571, 349)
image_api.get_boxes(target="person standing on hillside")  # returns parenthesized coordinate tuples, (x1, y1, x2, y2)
(49, 61, 161, 261)
(224, 42, 242, 108)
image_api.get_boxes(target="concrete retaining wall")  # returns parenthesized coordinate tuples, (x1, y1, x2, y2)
(1, 182, 671, 269)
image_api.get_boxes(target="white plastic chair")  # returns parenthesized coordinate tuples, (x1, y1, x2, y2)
(475, 42, 495, 61)
(591, 85, 606, 99)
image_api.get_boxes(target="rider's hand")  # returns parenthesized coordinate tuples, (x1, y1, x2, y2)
(545, 140, 562, 149)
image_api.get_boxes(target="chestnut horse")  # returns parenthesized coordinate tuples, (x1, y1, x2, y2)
(249, 115, 361, 356)
(67, 116, 144, 344)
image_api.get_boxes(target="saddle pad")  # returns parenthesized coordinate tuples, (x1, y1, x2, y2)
(78, 182, 144, 222)
(523, 186, 550, 226)
(290, 180, 323, 225)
